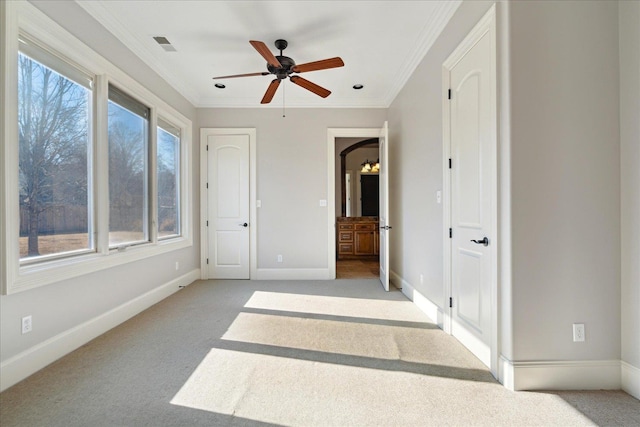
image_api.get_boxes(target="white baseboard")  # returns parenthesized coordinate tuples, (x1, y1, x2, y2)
(254, 268, 330, 280)
(391, 270, 441, 326)
(395, 270, 630, 394)
(0, 269, 200, 392)
(621, 360, 640, 399)
(499, 356, 621, 391)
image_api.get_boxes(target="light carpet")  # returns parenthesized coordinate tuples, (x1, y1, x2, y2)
(1, 279, 638, 426)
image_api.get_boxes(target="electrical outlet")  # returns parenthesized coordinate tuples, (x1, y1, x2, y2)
(22, 315, 32, 334)
(573, 323, 585, 342)
(420, 274, 424, 285)
(175, 261, 179, 271)
(277, 254, 283, 263)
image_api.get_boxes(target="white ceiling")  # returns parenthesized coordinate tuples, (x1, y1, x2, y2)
(77, 1, 461, 108)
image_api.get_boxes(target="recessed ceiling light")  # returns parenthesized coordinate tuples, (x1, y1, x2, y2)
(353, 84, 364, 90)
(214, 83, 226, 89)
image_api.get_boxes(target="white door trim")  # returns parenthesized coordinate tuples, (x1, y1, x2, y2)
(200, 128, 257, 280)
(442, 5, 498, 377)
(327, 128, 381, 279)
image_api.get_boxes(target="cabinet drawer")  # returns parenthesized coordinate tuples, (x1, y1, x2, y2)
(355, 223, 376, 231)
(338, 231, 353, 242)
(338, 223, 354, 230)
(339, 243, 353, 254)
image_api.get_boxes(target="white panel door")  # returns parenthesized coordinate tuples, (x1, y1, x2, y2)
(449, 24, 495, 367)
(379, 121, 390, 292)
(208, 134, 250, 279)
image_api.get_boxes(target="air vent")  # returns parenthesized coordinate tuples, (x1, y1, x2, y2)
(153, 36, 177, 52)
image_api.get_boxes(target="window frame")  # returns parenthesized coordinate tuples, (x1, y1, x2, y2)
(156, 118, 182, 241)
(0, 1, 193, 295)
(107, 83, 152, 249)
(17, 39, 97, 265)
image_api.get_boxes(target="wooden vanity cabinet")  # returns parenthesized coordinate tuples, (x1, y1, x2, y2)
(337, 217, 379, 259)
(337, 222, 354, 256)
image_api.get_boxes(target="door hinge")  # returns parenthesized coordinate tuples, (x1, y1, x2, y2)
(206, 220, 208, 226)
(448, 89, 452, 100)
(206, 258, 209, 264)
(449, 228, 452, 238)
(206, 145, 209, 151)
(449, 297, 453, 308)
(449, 158, 452, 169)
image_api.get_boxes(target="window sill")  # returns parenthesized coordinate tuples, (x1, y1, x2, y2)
(9, 236, 192, 294)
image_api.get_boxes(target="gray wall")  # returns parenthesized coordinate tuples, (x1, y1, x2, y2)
(509, 0, 621, 361)
(388, 0, 630, 369)
(620, 1, 640, 370)
(197, 108, 386, 269)
(0, 1, 198, 364)
(387, 1, 495, 310)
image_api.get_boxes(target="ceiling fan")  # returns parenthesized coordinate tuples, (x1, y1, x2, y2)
(213, 39, 344, 104)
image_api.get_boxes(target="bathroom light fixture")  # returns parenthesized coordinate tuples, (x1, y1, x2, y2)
(361, 159, 379, 173)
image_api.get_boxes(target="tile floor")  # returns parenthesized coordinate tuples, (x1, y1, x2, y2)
(336, 259, 380, 279)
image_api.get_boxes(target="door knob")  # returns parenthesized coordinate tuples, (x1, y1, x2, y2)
(470, 237, 489, 246)
(239, 222, 248, 227)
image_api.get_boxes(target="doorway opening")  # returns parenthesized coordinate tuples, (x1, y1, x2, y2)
(328, 125, 389, 290)
(335, 136, 380, 280)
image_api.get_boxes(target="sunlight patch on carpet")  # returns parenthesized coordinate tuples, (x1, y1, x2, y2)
(223, 312, 414, 360)
(244, 291, 427, 322)
(170, 348, 594, 427)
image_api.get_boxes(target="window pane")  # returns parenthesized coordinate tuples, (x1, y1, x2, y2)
(108, 87, 149, 247)
(18, 52, 93, 261)
(157, 121, 180, 238)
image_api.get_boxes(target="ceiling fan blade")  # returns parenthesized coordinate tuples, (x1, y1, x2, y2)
(261, 79, 281, 104)
(213, 72, 270, 79)
(292, 57, 344, 73)
(250, 40, 282, 68)
(290, 76, 331, 98)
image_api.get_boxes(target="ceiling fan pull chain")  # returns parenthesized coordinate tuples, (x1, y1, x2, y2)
(282, 80, 286, 118)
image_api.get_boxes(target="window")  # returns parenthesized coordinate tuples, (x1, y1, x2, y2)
(157, 119, 181, 238)
(18, 41, 93, 263)
(108, 86, 150, 247)
(2, 1, 192, 294)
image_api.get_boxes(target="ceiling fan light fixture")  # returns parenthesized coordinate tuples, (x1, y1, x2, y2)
(353, 84, 364, 90)
(214, 83, 226, 89)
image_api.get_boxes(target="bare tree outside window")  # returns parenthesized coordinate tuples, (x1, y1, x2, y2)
(18, 53, 91, 259)
(157, 124, 180, 238)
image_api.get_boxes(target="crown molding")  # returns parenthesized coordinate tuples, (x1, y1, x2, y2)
(195, 97, 389, 109)
(76, 0, 200, 106)
(382, 0, 462, 107)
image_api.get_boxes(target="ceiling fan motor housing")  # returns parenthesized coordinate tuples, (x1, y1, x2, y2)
(268, 55, 296, 80)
